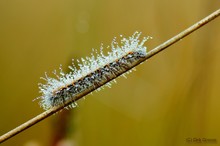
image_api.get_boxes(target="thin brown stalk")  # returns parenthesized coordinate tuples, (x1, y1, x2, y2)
(0, 8, 220, 144)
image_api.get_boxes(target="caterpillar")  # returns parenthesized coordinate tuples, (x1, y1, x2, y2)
(37, 32, 151, 110)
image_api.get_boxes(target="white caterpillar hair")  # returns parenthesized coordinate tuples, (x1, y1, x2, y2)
(37, 32, 151, 110)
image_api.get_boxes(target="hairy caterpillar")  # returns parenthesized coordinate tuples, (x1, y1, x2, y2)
(37, 32, 151, 110)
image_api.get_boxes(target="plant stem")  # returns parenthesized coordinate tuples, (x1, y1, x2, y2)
(0, 8, 220, 144)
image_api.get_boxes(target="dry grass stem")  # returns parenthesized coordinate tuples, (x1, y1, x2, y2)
(0, 8, 219, 144)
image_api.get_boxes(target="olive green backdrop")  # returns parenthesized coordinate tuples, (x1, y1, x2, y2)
(0, 0, 220, 146)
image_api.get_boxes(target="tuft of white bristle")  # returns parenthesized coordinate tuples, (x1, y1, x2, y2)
(37, 31, 151, 110)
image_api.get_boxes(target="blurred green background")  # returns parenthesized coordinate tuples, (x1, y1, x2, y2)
(0, 0, 220, 146)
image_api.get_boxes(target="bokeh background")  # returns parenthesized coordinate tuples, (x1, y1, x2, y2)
(0, 0, 220, 146)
